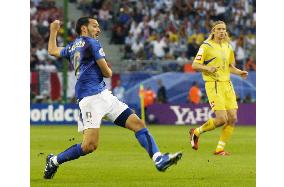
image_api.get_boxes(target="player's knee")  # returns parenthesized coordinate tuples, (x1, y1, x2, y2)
(125, 114, 146, 132)
(133, 118, 147, 132)
(133, 118, 146, 131)
(82, 143, 98, 154)
(228, 116, 237, 124)
(215, 116, 228, 126)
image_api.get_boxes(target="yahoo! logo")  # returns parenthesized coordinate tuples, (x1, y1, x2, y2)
(169, 106, 214, 125)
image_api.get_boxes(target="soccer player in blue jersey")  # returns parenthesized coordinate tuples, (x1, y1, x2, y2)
(43, 17, 182, 179)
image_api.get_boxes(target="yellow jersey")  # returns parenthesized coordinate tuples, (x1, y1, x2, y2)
(193, 39, 235, 81)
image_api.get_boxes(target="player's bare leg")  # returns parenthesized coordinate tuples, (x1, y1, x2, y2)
(125, 113, 146, 132)
(125, 114, 182, 172)
(214, 109, 237, 155)
(81, 128, 99, 153)
(190, 110, 228, 150)
(44, 128, 99, 179)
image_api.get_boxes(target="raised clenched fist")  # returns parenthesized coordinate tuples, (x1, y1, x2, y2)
(50, 20, 61, 32)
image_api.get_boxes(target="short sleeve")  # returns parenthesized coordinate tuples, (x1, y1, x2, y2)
(193, 45, 207, 64)
(89, 39, 106, 61)
(60, 43, 72, 59)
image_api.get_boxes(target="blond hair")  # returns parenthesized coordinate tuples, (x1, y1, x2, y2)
(207, 20, 231, 43)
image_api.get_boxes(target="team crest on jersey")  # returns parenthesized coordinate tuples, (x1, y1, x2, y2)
(196, 55, 202, 60)
(99, 48, 105, 56)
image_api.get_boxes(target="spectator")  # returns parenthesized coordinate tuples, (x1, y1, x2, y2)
(90, 0, 104, 16)
(31, 48, 39, 71)
(183, 61, 195, 73)
(77, 0, 92, 14)
(148, 14, 159, 30)
(151, 34, 167, 59)
(157, 80, 167, 103)
(213, 0, 226, 21)
(137, 15, 150, 37)
(129, 20, 141, 39)
(188, 81, 202, 105)
(118, 6, 131, 26)
(230, 35, 237, 50)
(143, 87, 156, 123)
(35, 42, 48, 62)
(132, 6, 143, 23)
(164, 47, 175, 61)
(144, 42, 155, 60)
(166, 32, 179, 57)
(144, 87, 156, 108)
(235, 39, 246, 70)
(124, 32, 134, 59)
(187, 37, 199, 59)
(112, 80, 125, 102)
(30, 1, 37, 16)
(177, 51, 189, 66)
(98, 3, 112, 30)
(176, 26, 188, 53)
(110, 24, 126, 44)
(131, 37, 144, 59)
(243, 93, 253, 103)
(245, 56, 256, 71)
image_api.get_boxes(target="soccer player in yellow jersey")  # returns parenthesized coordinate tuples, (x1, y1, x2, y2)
(189, 21, 248, 155)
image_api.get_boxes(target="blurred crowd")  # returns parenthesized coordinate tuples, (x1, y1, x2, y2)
(109, 0, 256, 71)
(30, 0, 256, 72)
(30, 0, 78, 72)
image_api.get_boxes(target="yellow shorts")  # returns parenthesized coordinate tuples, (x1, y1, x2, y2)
(205, 81, 238, 111)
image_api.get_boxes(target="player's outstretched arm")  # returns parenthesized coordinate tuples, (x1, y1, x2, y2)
(96, 58, 112, 78)
(48, 20, 64, 57)
(229, 64, 248, 79)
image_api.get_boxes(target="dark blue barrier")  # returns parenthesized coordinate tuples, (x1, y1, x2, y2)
(123, 72, 256, 106)
(30, 104, 79, 125)
(30, 104, 116, 125)
(120, 72, 155, 90)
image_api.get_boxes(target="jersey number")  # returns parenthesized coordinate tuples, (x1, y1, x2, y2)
(73, 51, 80, 78)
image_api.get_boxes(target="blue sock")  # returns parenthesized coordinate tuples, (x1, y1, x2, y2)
(135, 128, 160, 158)
(57, 144, 86, 164)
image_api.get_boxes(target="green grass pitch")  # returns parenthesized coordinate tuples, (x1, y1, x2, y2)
(30, 125, 255, 187)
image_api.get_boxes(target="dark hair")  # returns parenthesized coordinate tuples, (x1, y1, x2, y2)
(75, 16, 95, 35)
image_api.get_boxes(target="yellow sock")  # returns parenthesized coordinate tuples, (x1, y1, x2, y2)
(215, 141, 226, 152)
(215, 125, 234, 152)
(194, 118, 215, 136)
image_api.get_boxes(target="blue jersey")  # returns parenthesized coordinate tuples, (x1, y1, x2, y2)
(60, 36, 106, 99)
